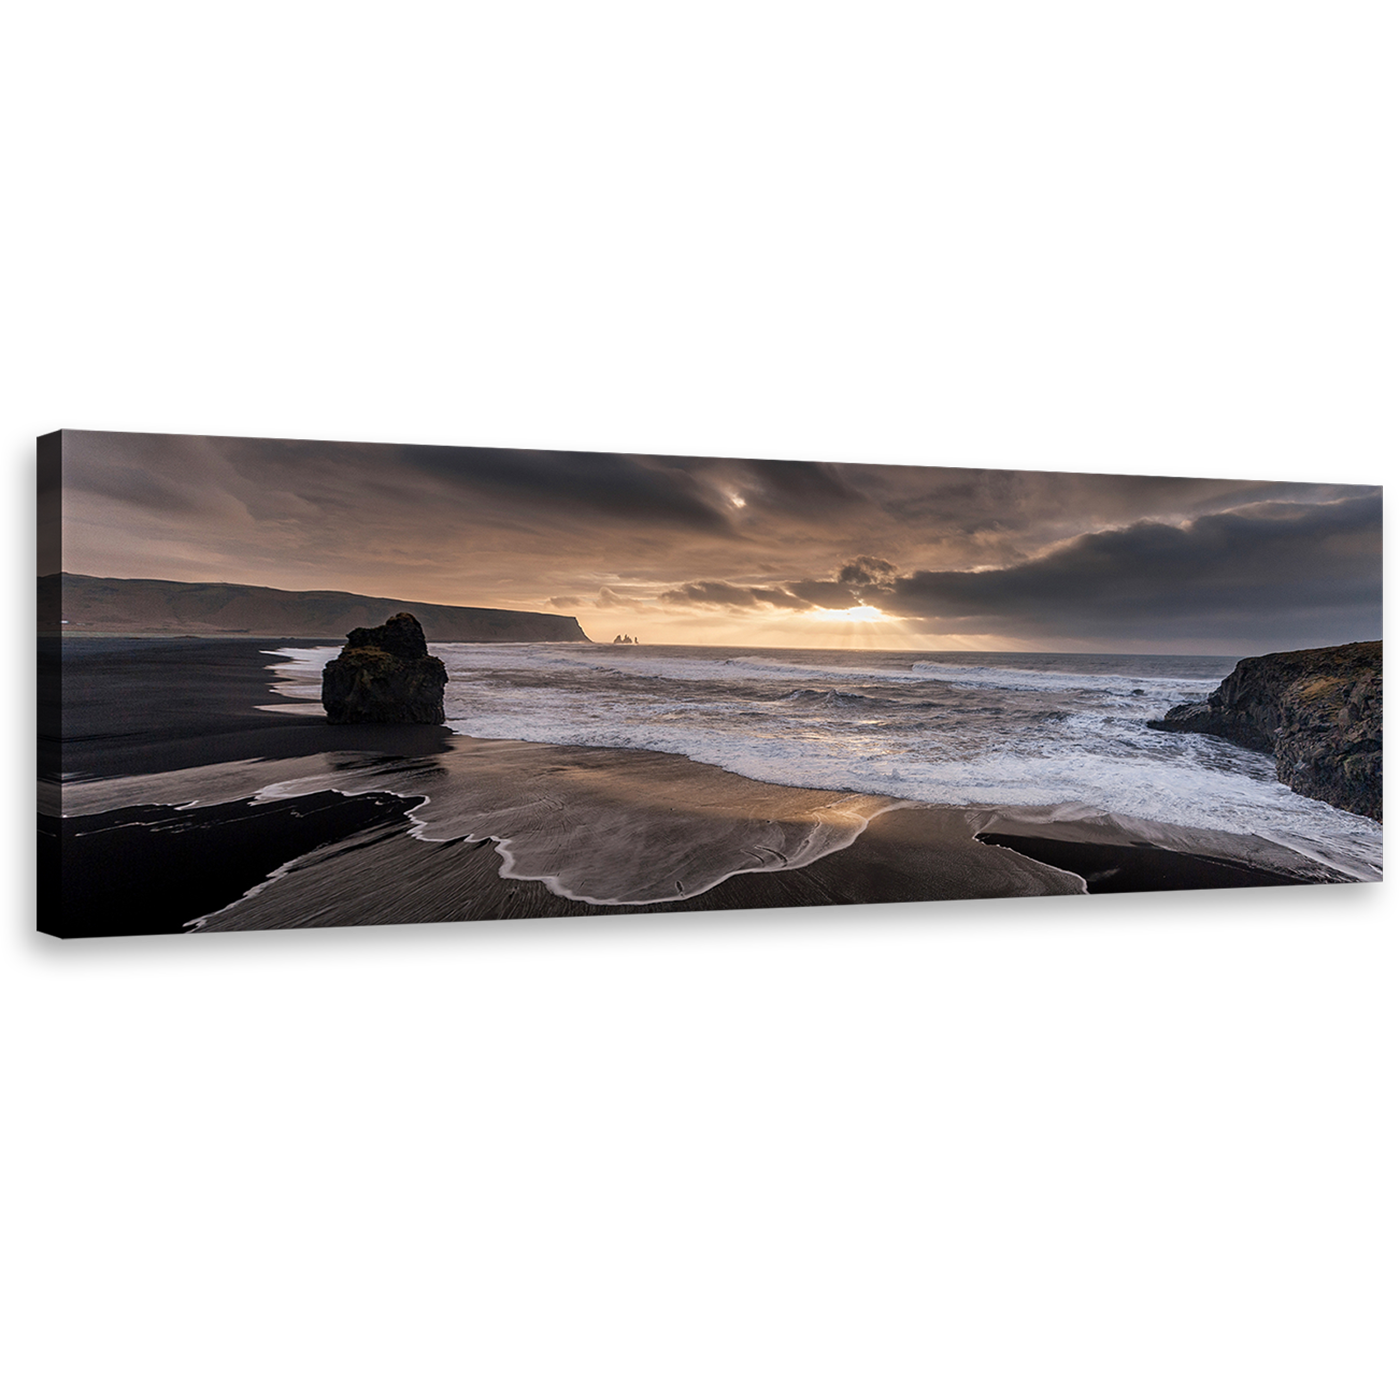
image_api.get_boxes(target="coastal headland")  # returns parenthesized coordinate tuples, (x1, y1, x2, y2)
(41, 572, 590, 642)
(1149, 641, 1382, 821)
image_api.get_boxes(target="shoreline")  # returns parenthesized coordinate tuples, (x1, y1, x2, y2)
(42, 638, 1364, 938)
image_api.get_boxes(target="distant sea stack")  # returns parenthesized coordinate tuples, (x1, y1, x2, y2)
(321, 613, 448, 724)
(1148, 641, 1382, 821)
(43, 573, 590, 642)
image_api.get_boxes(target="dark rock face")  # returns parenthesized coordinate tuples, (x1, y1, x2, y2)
(1148, 641, 1382, 821)
(345, 612, 433, 660)
(321, 613, 448, 724)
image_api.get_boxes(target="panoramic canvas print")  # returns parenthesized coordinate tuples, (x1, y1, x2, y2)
(37, 430, 1382, 938)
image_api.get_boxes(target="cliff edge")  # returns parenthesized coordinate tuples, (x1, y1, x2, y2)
(1148, 641, 1382, 821)
(43, 573, 591, 641)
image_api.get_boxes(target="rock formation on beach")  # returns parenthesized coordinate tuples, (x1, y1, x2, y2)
(1148, 641, 1382, 821)
(321, 613, 448, 724)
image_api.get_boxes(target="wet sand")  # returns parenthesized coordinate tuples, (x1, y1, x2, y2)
(39, 638, 1348, 938)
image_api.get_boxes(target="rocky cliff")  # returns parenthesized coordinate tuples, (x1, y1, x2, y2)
(42, 573, 590, 641)
(1148, 641, 1382, 821)
(321, 613, 448, 724)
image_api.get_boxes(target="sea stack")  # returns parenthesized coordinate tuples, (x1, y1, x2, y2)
(321, 612, 448, 724)
(1148, 641, 1382, 821)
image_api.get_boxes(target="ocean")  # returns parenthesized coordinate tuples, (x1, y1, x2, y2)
(267, 643, 1383, 881)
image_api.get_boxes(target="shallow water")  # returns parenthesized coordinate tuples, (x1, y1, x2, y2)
(266, 642, 1383, 880)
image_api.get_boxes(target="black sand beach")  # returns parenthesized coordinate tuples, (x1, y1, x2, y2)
(40, 638, 1349, 937)
(974, 831, 1306, 892)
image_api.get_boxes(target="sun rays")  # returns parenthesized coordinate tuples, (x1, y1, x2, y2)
(791, 603, 911, 649)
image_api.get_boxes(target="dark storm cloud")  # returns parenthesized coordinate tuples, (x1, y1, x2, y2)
(884, 492, 1382, 642)
(59, 429, 1381, 650)
(752, 587, 809, 608)
(655, 564, 888, 618)
(659, 581, 813, 610)
(848, 463, 1371, 565)
(396, 443, 738, 533)
(785, 579, 863, 608)
(659, 577, 870, 612)
(731, 459, 869, 518)
(836, 556, 896, 587)
(65, 432, 391, 528)
(60, 434, 209, 513)
(76, 432, 736, 548)
(857, 465, 1022, 534)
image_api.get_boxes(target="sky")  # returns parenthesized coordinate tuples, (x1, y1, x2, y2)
(54, 430, 1383, 653)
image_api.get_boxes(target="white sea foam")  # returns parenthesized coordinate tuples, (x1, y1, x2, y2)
(257, 642, 1382, 880)
(261, 645, 336, 686)
(63, 743, 899, 912)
